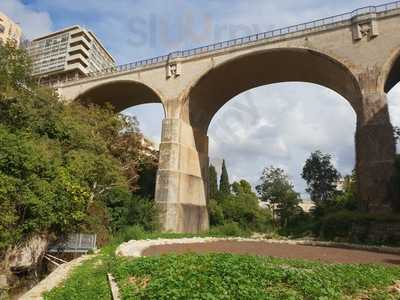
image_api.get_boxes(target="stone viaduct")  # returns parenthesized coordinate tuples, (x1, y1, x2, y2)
(57, 2, 400, 233)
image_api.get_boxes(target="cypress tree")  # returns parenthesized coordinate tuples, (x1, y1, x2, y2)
(219, 159, 230, 195)
(208, 164, 218, 200)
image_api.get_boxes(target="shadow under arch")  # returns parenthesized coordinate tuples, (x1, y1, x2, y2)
(382, 48, 400, 94)
(184, 47, 362, 133)
(75, 79, 165, 114)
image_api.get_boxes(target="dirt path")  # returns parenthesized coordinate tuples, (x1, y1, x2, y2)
(142, 240, 400, 265)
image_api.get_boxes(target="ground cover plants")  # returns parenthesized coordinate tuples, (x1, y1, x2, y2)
(44, 227, 400, 300)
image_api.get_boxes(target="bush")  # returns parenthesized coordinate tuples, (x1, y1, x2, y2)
(125, 195, 159, 231)
(208, 199, 224, 226)
(393, 154, 400, 211)
(320, 210, 400, 243)
(115, 225, 147, 243)
(209, 193, 273, 233)
(103, 189, 159, 232)
(209, 222, 251, 237)
(279, 211, 315, 238)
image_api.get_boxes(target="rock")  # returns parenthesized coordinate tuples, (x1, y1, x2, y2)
(5, 234, 48, 272)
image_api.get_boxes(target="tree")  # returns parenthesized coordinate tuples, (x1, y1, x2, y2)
(393, 154, 400, 211)
(232, 180, 253, 196)
(208, 178, 273, 232)
(394, 126, 400, 143)
(219, 159, 230, 196)
(0, 43, 153, 251)
(256, 166, 301, 227)
(301, 150, 341, 204)
(208, 164, 218, 200)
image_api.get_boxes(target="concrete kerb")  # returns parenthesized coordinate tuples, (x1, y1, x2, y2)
(115, 237, 400, 257)
(19, 254, 94, 300)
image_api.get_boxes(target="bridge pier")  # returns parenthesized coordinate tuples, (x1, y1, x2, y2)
(356, 91, 397, 212)
(356, 121, 396, 211)
(155, 118, 209, 232)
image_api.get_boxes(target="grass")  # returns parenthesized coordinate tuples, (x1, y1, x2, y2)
(112, 254, 400, 300)
(44, 226, 400, 300)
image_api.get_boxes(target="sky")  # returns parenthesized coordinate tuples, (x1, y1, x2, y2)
(1, 0, 399, 198)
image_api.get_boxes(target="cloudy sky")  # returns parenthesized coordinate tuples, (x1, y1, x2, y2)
(1, 0, 399, 197)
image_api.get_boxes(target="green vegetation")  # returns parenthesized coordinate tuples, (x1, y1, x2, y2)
(256, 166, 302, 228)
(208, 162, 273, 234)
(301, 150, 341, 204)
(320, 210, 400, 244)
(45, 233, 400, 300)
(0, 42, 158, 252)
(3, 42, 400, 299)
(219, 159, 231, 196)
(208, 164, 218, 200)
(393, 154, 400, 211)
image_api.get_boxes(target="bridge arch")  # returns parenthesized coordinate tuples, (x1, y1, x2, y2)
(382, 47, 400, 94)
(160, 46, 392, 232)
(184, 47, 362, 132)
(74, 79, 165, 114)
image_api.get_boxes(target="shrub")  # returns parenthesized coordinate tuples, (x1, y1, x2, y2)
(208, 199, 224, 226)
(279, 211, 315, 238)
(115, 225, 147, 243)
(125, 195, 159, 231)
(320, 210, 400, 243)
(210, 194, 273, 233)
(103, 189, 159, 232)
(209, 222, 251, 237)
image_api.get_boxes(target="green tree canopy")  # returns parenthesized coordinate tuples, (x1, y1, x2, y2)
(301, 150, 341, 204)
(219, 159, 230, 196)
(208, 164, 218, 200)
(256, 166, 301, 227)
(209, 178, 272, 232)
(0, 43, 152, 251)
(232, 180, 253, 196)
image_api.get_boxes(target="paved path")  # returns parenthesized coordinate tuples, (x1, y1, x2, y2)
(142, 240, 400, 265)
(19, 255, 93, 300)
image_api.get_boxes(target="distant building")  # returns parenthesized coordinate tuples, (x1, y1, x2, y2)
(299, 201, 315, 213)
(140, 136, 158, 154)
(26, 25, 115, 85)
(0, 11, 22, 47)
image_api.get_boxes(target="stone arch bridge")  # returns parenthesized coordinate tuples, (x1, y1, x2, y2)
(57, 2, 400, 232)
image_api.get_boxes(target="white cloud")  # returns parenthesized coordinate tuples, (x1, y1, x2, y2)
(209, 83, 357, 197)
(0, 0, 52, 39)
(388, 83, 400, 152)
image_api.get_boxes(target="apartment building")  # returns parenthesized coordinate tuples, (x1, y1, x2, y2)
(27, 25, 115, 85)
(0, 11, 22, 47)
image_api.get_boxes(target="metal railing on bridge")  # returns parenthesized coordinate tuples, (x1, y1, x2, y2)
(60, 1, 400, 84)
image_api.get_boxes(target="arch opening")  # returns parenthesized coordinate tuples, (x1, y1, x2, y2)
(76, 80, 164, 113)
(186, 48, 362, 133)
(387, 82, 400, 153)
(76, 80, 165, 199)
(208, 82, 357, 197)
(384, 49, 400, 153)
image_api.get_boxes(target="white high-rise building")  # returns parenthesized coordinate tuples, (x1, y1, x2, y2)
(0, 11, 22, 47)
(27, 25, 115, 85)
